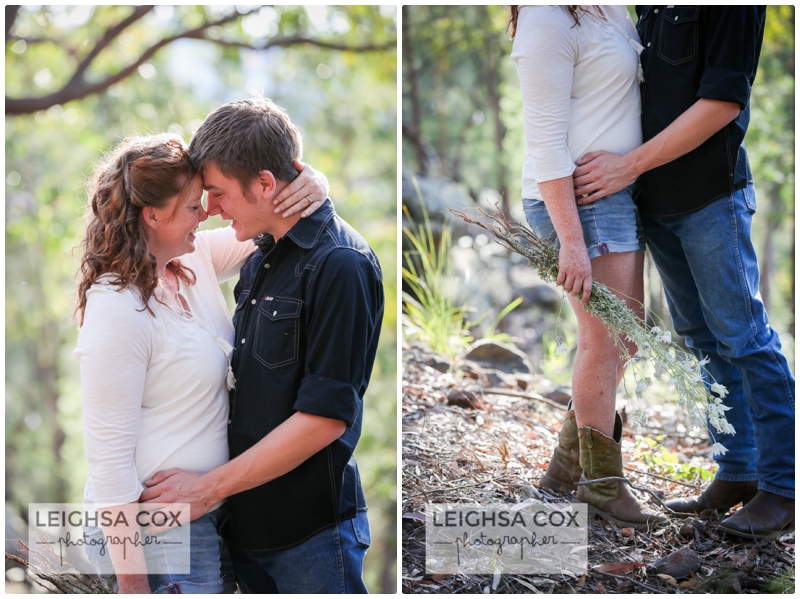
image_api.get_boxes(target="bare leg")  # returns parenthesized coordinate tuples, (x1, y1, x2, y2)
(569, 251, 644, 437)
(616, 251, 645, 385)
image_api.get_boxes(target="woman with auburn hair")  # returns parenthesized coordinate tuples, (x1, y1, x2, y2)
(75, 133, 327, 593)
(509, 6, 665, 529)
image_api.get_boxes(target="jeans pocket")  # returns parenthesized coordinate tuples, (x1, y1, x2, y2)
(351, 512, 371, 548)
(254, 296, 303, 368)
(742, 187, 757, 214)
(522, 200, 557, 244)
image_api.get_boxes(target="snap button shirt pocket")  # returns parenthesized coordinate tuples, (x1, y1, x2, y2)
(232, 289, 251, 328)
(254, 297, 303, 368)
(657, 7, 699, 65)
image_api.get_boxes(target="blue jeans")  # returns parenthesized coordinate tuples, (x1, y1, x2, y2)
(84, 505, 237, 594)
(230, 509, 371, 593)
(643, 184, 795, 498)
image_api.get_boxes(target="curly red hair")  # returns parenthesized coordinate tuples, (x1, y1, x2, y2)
(75, 134, 197, 326)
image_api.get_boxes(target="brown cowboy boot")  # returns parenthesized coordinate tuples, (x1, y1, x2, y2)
(665, 479, 758, 514)
(718, 490, 795, 540)
(577, 418, 666, 530)
(539, 400, 582, 493)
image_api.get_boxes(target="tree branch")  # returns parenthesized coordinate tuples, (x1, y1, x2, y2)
(69, 5, 155, 85)
(191, 35, 396, 53)
(8, 35, 80, 56)
(5, 7, 258, 115)
(6, 6, 395, 116)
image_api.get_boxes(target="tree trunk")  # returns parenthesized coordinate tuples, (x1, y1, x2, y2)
(478, 6, 509, 216)
(402, 7, 427, 175)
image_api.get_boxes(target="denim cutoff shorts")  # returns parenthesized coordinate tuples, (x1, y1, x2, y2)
(83, 504, 236, 594)
(522, 183, 644, 259)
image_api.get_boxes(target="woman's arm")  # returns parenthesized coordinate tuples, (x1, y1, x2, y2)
(511, 8, 591, 303)
(511, 7, 579, 184)
(272, 160, 330, 218)
(197, 161, 331, 281)
(76, 287, 153, 592)
(100, 503, 152, 594)
(539, 178, 592, 305)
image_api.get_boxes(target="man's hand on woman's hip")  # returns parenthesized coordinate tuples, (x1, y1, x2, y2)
(140, 468, 221, 522)
(572, 150, 637, 204)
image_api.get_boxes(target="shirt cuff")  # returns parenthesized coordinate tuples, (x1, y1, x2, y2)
(697, 66, 751, 109)
(294, 375, 361, 427)
(534, 164, 577, 184)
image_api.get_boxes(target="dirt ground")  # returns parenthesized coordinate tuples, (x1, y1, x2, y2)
(401, 348, 795, 594)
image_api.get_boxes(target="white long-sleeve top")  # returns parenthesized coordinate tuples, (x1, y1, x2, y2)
(75, 227, 255, 507)
(511, 5, 643, 200)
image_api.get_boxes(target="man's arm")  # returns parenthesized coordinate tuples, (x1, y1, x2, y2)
(572, 98, 741, 202)
(140, 412, 345, 519)
(142, 249, 382, 519)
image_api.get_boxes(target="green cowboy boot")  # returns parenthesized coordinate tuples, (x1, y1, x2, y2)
(577, 418, 666, 529)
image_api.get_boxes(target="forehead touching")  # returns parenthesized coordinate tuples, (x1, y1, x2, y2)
(201, 163, 236, 190)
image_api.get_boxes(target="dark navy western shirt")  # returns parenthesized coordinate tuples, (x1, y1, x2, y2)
(226, 199, 384, 551)
(635, 6, 766, 216)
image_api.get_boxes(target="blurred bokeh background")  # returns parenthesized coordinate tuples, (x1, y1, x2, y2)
(402, 5, 794, 362)
(5, 5, 396, 593)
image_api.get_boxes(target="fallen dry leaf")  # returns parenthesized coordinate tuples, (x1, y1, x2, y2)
(402, 513, 426, 522)
(657, 573, 678, 587)
(594, 562, 644, 574)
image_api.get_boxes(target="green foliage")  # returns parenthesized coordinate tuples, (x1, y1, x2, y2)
(481, 297, 523, 344)
(745, 5, 795, 338)
(6, 5, 396, 592)
(764, 570, 795, 594)
(634, 436, 715, 483)
(538, 328, 577, 386)
(402, 182, 524, 359)
(403, 6, 521, 202)
(402, 189, 473, 357)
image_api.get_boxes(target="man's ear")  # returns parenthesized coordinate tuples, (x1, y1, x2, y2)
(256, 170, 278, 199)
(141, 206, 159, 231)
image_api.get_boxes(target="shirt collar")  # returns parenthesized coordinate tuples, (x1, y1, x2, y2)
(252, 198, 335, 250)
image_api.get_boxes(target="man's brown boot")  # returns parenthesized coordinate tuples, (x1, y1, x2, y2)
(665, 479, 758, 514)
(539, 400, 581, 493)
(577, 418, 666, 530)
(718, 490, 795, 540)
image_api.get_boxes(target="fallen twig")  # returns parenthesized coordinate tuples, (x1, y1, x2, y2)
(484, 388, 569, 410)
(624, 466, 701, 489)
(592, 570, 671, 594)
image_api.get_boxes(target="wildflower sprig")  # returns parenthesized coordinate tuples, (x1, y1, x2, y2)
(450, 206, 734, 453)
